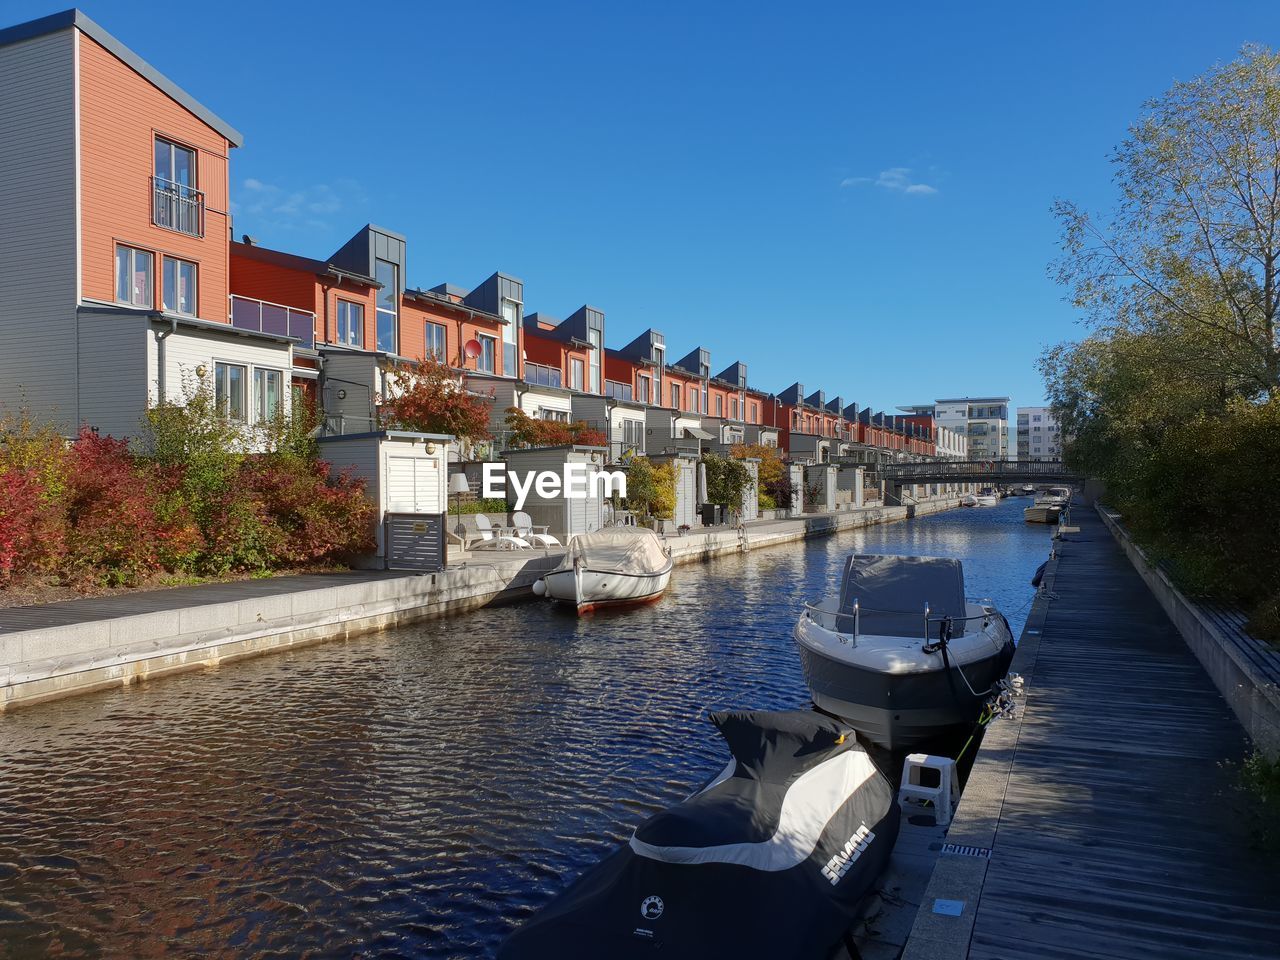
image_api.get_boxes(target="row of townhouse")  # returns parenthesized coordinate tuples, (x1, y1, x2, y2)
(0, 9, 958, 471)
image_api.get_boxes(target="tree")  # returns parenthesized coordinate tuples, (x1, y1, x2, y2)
(1053, 45, 1280, 398)
(702, 452, 751, 509)
(378, 357, 492, 442)
(731, 442, 790, 509)
(624, 456, 675, 521)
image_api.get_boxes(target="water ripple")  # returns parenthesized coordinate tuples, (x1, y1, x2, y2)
(0, 501, 1048, 958)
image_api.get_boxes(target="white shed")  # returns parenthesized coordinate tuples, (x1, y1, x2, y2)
(499, 445, 610, 541)
(317, 430, 452, 570)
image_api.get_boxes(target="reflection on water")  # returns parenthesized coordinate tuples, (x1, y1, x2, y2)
(0, 500, 1049, 958)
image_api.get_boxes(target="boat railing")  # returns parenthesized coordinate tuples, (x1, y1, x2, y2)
(803, 598, 995, 643)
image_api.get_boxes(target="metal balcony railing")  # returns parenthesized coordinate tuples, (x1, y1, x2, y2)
(230, 295, 317, 348)
(152, 177, 205, 237)
(524, 362, 562, 388)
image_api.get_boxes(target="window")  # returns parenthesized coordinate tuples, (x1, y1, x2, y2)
(636, 374, 651, 404)
(715, 395, 723, 417)
(375, 259, 398, 353)
(477, 334, 496, 373)
(653, 346, 664, 395)
(254, 368, 283, 422)
(214, 362, 246, 421)
(542, 409, 569, 423)
(336, 300, 364, 347)
(162, 257, 197, 316)
(623, 419, 644, 451)
(501, 298, 520, 376)
(670, 383, 679, 408)
(155, 137, 195, 189)
(425, 322, 447, 361)
(571, 358, 585, 392)
(153, 137, 201, 236)
(588, 328, 601, 393)
(750, 402, 758, 423)
(115, 246, 153, 307)
(688, 386, 699, 414)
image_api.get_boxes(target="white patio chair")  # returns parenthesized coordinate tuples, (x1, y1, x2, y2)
(512, 511, 561, 548)
(469, 514, 531, 550)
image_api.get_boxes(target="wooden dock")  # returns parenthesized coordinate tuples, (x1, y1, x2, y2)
(902, 505, 1280, 960)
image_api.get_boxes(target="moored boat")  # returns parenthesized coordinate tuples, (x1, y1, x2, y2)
(499, 709, 899, 960)
(975, 489, 999, 506)
(794, 554, 1016, 750)
(533, 527, 673, 614)
(959, 493, 978, 507)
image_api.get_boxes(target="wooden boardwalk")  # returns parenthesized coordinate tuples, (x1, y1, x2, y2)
(962, 507, 1279, 959)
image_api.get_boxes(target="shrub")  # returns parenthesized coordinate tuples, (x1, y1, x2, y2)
(502, 408, 608, 448)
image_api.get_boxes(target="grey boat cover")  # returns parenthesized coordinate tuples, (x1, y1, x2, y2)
(838, 554, 967, 639)
(552, 527, 671, 576)
(499, 709, 899, 959)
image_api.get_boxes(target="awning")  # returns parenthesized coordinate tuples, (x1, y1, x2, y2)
(685, 426, 715, 441)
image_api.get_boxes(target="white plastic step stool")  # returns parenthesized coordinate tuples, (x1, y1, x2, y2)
(899, 754, 960, 826)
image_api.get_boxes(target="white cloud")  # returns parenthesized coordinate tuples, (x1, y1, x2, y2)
(231, 177, 367, 233)
(841, 167, 939, 196)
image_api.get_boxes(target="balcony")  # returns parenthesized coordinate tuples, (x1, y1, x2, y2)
(230, 295, 316, 348)
(605, 380, 633, 401)
(152, 177, 205, 237)
(524, 362, 562, 388)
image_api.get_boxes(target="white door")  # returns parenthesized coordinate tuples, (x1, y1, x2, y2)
(676, 462, 696, 527)
(569, 483, 602, 536)
(385, 453, 443, 513)
(740, 462, 759, 522)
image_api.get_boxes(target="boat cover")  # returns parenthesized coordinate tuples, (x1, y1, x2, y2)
(555, 527, 671, 576)
(499, 709, 899, 960)
(838, 554, 967, 639)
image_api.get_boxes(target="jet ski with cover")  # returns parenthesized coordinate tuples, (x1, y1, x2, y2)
(499, 709, 899, 960)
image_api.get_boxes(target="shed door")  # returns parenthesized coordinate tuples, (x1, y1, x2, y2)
(569, 477, 602, 537)
(741, 462, 759, 522)
(676, 462, 696, 527)
(386, 454, 443, 513)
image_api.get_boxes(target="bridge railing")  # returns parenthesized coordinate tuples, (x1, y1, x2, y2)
(875, 460, 1078, 481)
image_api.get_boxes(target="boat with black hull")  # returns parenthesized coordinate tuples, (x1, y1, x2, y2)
(500, 709, 899, 959)
(794, 555, 1015, 750)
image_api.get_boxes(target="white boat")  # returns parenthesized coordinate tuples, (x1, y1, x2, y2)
(975, 491, 1000, 506)
(794, 555, 1016, 750)
(532, 527, 673, 614)
(959, 493, 978, 507)
(1025, 486, 1071, 524)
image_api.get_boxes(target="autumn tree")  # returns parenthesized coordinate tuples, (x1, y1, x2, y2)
(378, 357, 492, 442)
(1054, 45, 1280, 398)
(502, 408, 608, 448)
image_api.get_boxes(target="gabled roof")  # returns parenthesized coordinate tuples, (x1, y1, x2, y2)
(0, 9, 244, 146)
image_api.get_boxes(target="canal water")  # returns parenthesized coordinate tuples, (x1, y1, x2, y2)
(0, 499, 1050, 959)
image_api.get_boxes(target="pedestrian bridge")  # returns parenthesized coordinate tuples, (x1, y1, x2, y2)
(874, 460, 1081, 484)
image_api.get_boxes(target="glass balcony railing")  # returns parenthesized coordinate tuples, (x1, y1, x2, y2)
(524, 363, 562, 388)
(605, 380, 633, 401)
(229, 295, 316, 348)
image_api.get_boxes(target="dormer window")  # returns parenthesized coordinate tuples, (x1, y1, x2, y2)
(153, 137, 203, 236)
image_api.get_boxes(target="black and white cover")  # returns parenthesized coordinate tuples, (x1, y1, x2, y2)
(499, 709, 899, 959)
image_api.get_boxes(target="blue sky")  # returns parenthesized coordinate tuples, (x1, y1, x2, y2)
(13, 1, 1280, 413)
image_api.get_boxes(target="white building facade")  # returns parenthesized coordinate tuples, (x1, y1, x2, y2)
(901, 397, 1010, 461)
(1017, 406, 1064, 461)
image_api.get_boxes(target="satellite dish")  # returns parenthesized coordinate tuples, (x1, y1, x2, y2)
(463, 338, 483, 359)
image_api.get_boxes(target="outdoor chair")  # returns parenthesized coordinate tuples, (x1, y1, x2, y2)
(468, 514, 531, 551)
(512, 511, 561, 547)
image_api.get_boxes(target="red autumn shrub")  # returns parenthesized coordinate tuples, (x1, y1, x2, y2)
(61, 429, 172, 585)
(503, 408, 609, 448)
(240, 456, 376, 566)
(0, 468, 56, 582)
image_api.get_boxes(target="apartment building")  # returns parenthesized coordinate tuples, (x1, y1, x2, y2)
(901, 397, 1011, 461)
(0, 10, 297, 441)
(1017, 406, 1064, 461)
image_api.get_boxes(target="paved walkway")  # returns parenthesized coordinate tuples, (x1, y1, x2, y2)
(912, 506, 1279, 959)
